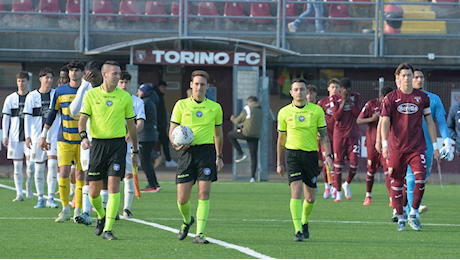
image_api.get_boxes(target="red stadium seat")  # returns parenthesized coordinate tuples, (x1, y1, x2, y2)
(250, 1, 271, 24)
(384, 22, 400, 34)
(171, 0, 192, 22)
(145, 1, 167, 22)
(0, 0, 5, 18)
(198, 1, 219, 21)
(284, 1, 298, 23)
(39, 0, 60, 17)
(329, 3, 350, 25)
(119, 0, 140, 21)
(66, 0, 81, 19)
(92, 0, 114, 21)
(12, 0, 33, 12)
(224, 2, 244, 22)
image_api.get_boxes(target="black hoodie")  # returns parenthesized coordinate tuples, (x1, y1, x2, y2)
(138, 83, 159, 143)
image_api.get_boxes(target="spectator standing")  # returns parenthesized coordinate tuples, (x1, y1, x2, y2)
(153, 81, 178, 168)
(137, 83, 161, 193)
(228, 96, 263, 183)
(288, 0, 324, 33)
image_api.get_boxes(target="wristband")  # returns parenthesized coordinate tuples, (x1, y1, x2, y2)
(79, 131, 88, 140)
(216, 154, 223, 159)
(132, 150, 138, 154)
(382, 140, 388, 148)
(41, 128, 49, 139)
(432, 142, 438, 150)
(276, 164, 282, 166)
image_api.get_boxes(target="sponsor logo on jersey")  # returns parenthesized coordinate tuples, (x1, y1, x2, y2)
(299, 116, 305, 122)
(107, 100, 113, 107)
(196, 111, 203, 117)
(395, 98, 401, 103)
(204, 168, 211, 175)
(397, 103, 418, 114)
(113, 163, 120, 171)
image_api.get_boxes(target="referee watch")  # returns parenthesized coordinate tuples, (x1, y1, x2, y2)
(79, 131, 88, 140)
(326, 154, 334, 159)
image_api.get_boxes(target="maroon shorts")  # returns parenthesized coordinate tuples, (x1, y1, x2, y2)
(366, 144, 382, 172)
(387, 151, 427, 179)
(333, 137, 360, 166)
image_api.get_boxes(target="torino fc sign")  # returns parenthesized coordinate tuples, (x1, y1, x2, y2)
(134, 49, 262, 67)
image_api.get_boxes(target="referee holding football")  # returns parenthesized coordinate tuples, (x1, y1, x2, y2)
(170, 70, 224, 244)
(78, 61, 138, 240)
(277, 78, 333, 242)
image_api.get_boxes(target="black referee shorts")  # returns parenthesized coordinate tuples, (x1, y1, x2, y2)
(176, 144, 218, 184)
(87, 138, 127, 182)
(286, 149, 318, 188)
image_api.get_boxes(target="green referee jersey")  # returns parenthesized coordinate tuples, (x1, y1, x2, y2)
(81, 86, 135, 139)
(278, 102, 326, 152)
(171, 97, 223, 146)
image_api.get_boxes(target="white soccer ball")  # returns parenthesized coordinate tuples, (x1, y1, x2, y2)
(171, 125, 194, 146)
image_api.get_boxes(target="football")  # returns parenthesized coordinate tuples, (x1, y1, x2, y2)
(171, 125, 194, 146)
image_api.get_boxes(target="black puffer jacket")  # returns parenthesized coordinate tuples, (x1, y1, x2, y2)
(138, 83, 159, 143)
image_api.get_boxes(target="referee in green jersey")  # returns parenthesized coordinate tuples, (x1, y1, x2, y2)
(169, 70, 224, 244)
(78, 61, 138, 240)
(277, 78, 333, 242)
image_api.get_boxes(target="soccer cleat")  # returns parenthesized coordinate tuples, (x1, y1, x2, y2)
(287, 22, 297, 33)
(115, 210, 120, 221)
(12, 195, 24, 202)
(342, 182, 352, 200)
(363, 197, 372, 206)
(330, 187, 337, 199)
(397, 221, 406, 231)
(391, 213, 398, 222)
(178, 216, 195, 240)
(55, 210, 71, 223)
(34, 199, 46, 209)
(123, 209, 132, 219)
(419, 205, 428, 214)
(154, 186, 162, 193)
(250, 178, 256, 183)
(193, 233, 209, 244)
(95, 216, 106, 236)
(140, 186, 157, 193)
(302, 223, 310, 239)
(102, 231, 118, 240)
(407, 215, 421, 231)
(75, 212, 92, 226)
(235, 153, 247, 163)
(334, 191, 342, 202)
(293, 231, 303, 242)
(323, 188, 330, 199)
(165, 159, 178, 168)
(46, 198, 59, 208)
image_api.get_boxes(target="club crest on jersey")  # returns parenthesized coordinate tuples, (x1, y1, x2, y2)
(397, 103, 418, 114)
(414, 96, 421, 104)
(196, 111, 203, 117)
(107, 100, 113, 107)
(350, 96, 355, 102)
(326, 108, 332, 115)
(299, 116, 305, 122)
(113, 163, 120, 171)
(204, 168, 211, 175)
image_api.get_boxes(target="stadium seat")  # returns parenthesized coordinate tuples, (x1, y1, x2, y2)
(0, 0, 5, 18)
(250, 1, 272, 24)
(66, 0, 81, 19)
(284, 1, 298, 23)
(384, 22, 400, 33)
(198, 1, 219, 21)
(92, 0, 114, 21)
(119, 0, 140, 21)
(224, 2, 245, 22)
(171, 0, 192, 21)
(12, 0, 33, 13)
(39, 0, 60, 17)
(145, 1, 167, 22)
(329, 4, 350, 25)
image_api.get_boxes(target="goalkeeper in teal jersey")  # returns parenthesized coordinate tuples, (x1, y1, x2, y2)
(405, 69, 453, 218)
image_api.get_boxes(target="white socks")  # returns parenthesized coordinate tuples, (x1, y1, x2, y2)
(34, 163, 46, 199)
(13, 161, 23, 196)
(26, 160, 35, 196)
(101, 189, 109, 209)
(124, 178, 134, 211)
(82, 185, 91, 214)
(47, 159, 58, 198)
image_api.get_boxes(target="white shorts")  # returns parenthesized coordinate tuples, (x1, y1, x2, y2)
(80, 146, 90, 171)
(7, 141, 30, 159)
(30, 141, 58, 162)
(125, 142, 139, 174)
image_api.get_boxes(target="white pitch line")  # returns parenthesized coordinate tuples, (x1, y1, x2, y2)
(0, 182, 275, 259)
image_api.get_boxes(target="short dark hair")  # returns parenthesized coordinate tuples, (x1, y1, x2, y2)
(38, 67, 54, 78)
(16, 71, 29, 80)
(307, 84, 317, 93)
(291, 77, 307, 86)
(85, 61, 101, 71)
(158, 81, 167, 87)
(120, 71, 131, 81)
(328, 78, 340, 86)
(247, 96, 258, 102)
(394, 63, 414, 76)
(191, 70, 209, 82)
(103, 60, 121, 67)
(339, 77, 352, 89)
(381, 86, 393, 97)
(67, 60, 85, 71)
(60, 65, 69, 73)
(414, 68, 424, 74)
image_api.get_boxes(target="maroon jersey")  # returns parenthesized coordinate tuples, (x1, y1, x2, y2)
(381, 88, 431, 153)
(329, 92, 361, 139)
(359, 98, 381, 147)
(318, 96, 335, 140)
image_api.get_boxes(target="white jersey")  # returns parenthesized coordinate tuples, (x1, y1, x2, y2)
(23, 88, 57, 142)
(126, 94, 145, 153)
(2, 92, 28, 142)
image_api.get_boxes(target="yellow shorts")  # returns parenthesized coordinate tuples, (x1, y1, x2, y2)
(57, 141, 82, 170)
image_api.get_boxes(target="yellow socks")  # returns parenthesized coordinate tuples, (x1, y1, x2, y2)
(177, 200, 192, 224)
(290, 199, 302, 234)
(196, 199, 210, 235)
